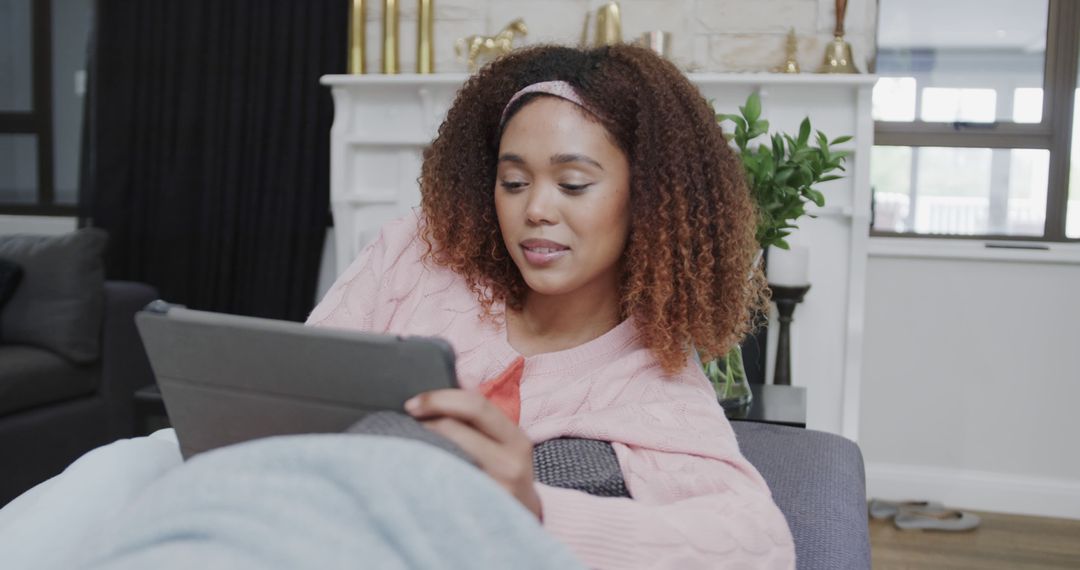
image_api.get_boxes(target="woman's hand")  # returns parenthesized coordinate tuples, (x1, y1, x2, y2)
(405, 389, 542, 521)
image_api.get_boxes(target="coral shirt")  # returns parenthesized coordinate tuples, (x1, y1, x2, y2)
(307, 212, 795, 570)
(478, 356, 524, 425)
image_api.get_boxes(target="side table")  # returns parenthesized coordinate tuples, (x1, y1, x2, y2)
(726, 384, 806, 428)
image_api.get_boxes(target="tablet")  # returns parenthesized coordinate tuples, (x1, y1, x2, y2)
(134, 302, 458, 459)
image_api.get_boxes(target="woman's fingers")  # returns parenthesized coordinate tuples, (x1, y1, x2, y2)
(421, 416, 497, 460)
(420, 417, 527, 480)
(405, 389, 523, 447)
(405, 389, 543, 520)
(421, 416, 542, 520)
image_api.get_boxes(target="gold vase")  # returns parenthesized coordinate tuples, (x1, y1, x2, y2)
(382, 0, 399, 74)
(417, 0, 434, 73)
(348, 0, 366, 74)
(595, 2, 621, 46)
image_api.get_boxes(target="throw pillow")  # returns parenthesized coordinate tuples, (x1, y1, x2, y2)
(0, 228, 108, 363)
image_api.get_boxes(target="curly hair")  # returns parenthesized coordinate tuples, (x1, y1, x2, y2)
(419, 44, 766, 374)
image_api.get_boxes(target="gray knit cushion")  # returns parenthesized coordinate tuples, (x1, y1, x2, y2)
(345, 412, 630, 498)
(345, 411, 476, 464)
(532, 438, 629, 497)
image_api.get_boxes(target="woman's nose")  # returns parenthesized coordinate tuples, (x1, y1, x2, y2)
(524, 186, 558, 225)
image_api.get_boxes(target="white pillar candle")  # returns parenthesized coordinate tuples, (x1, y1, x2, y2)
(768, 245, 810, 286)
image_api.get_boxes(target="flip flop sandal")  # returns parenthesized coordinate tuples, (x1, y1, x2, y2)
(893, 510, 981, 532)
(868, 499, 946, 520)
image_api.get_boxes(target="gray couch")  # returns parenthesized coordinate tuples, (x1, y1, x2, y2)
(0, 229, 158, 505)
(733, 421, 871, 569)
(350, 412, 872, 569)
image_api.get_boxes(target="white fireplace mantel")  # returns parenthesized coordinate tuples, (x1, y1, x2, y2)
(321, 72, 876, 441)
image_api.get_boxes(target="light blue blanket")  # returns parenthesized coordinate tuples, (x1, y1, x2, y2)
(4, 433, 584, 570)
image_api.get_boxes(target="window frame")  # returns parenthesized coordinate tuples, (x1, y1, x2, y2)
(871, 0, 1080, 242)
(0, 0, 73, 216)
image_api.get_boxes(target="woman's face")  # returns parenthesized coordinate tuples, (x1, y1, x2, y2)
(495, 96, 631, 301)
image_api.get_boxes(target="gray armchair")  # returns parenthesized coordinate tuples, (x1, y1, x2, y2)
(0, 281, 158, 505)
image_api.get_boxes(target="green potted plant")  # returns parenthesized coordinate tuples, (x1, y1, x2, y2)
(708, 93, 851, 409)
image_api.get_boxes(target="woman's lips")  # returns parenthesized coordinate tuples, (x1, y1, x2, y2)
(520, 239, 570, 266)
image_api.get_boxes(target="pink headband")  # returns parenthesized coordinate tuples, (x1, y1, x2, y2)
(500, 80, 597, 125)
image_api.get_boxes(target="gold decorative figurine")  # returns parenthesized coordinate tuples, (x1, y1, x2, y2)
(818, 0, 858, 73)
(348, 0, 366, 74)
(417, 0, 434, 73)
(456, 19, 528, 72)
(382, 0, 399, 74)
(773, 28, 800, 73)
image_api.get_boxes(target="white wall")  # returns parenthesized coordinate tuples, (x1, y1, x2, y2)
(355, 0, 877, 74)
(860, 248, 1080, 519)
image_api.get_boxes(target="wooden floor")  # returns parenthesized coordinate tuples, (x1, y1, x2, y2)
(870, 510, 1080, 569)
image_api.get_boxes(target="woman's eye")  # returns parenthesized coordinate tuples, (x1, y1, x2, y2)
(500, 181, 527, 191)
(560, 183, 592, 193)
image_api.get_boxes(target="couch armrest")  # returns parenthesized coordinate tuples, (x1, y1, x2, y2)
(732, 422, 871, 570)
(100, 281, 159, 439)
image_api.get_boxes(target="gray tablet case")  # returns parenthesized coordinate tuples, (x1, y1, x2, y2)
(135, 302, 457, 459)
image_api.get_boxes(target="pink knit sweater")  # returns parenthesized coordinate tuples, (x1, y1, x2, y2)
(307, 213, 795, 569)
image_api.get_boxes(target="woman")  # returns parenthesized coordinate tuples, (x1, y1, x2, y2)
(308, 44, 794, 568)
(2, 43, 791, 570)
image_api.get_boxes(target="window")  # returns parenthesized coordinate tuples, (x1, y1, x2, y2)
(0, 0, 92, 215)
(871, 0, 1078, 242)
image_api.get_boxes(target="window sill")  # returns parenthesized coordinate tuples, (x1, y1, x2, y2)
(868, 237, 1080, 265)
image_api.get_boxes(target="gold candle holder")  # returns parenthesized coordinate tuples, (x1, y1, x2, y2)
(417, 0, 434, 73)
(348, 0, 366, 74)
(382, 0, 399, 74)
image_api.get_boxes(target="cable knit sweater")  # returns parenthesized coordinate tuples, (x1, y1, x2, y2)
(306, 212, 795, 569)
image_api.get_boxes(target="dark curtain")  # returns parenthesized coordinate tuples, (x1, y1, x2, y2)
(80, 0, 345, 321)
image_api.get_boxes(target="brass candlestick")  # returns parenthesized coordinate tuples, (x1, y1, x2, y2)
(382, 0, 399, 74)
(417, 0, 434, 73)
(348, 0, 366, 74)
(818, 0, 858, 73)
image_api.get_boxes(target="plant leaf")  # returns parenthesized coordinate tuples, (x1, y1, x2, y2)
(798, 118, 811, 146)
(718, 114, 747, 133)
(721, 95, 852, 249)
(745, 92, 762, 123)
